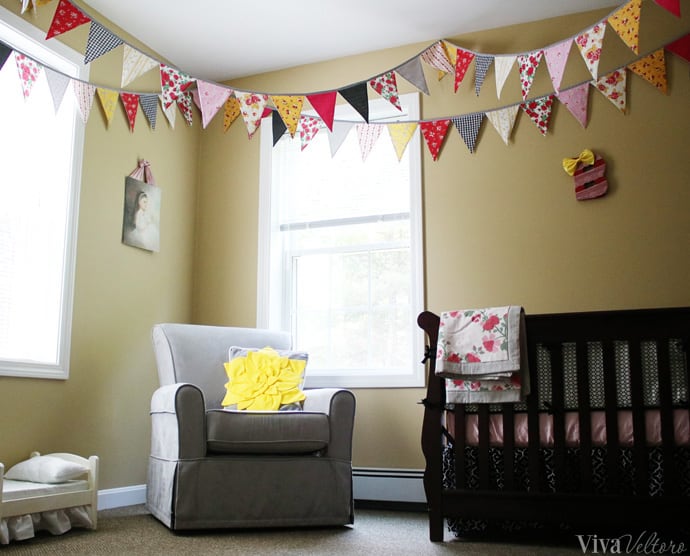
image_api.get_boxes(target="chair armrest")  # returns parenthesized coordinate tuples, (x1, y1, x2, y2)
(150, 383, 206, 460)
(303, 388, 356, 461)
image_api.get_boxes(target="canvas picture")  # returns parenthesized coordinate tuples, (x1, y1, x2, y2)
(121, 175, 161, 252)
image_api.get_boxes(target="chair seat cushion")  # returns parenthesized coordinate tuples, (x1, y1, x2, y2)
(206, 410, 330, 454)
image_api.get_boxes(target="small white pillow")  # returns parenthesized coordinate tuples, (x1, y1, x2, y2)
(5, 455, 89, 484)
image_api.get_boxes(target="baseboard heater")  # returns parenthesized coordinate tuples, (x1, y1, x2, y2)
(353, 468, 426, 510)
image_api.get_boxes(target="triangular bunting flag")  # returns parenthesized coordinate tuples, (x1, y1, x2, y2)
(517, 50, 544, 100)
(46, 0, 91, 39)
(628, 49, 667, 93)
(396, 56, 429, 95)
(441, 41, 457, 80)
(453, 49, 476, 93)
(654, 0, 681, 16)
(235, 91, 269, 139)
(96, 88, 118, 125)
(420, 42, 454, 77)
(197, 80, 231, 128)
(306, 91, 337, 131)
(73, 80, 95, 123)
(160, 93, 176, 128)
(576, 20, 607, 79)
(14, 52, 41, 99)
(369, 72, 402, 111)
(494, 55, 516, 98)
(160, 64, 194, 109)
(139, 93, 158, 129)
(451, 113, 484, 153)
(272, 95, 304, 137)
(45, 67, 70, 112)
(339, 82, 369, 123)
(223, 95, 241, 132)
(177, 93, 194, 126)
(486, 105, 520, 145)
(420, 119, 451, 161)
(609, 0, 642, 54)
(544, 39, 572, 92)
(521, 95, 555, 136)
(328, 121, 354, 157)
(272, 110, 287, 146)
(557, 82, 590, 128)
(387, 122, 417, 161)
(299, 116, 321, 151)
(474, 54, 493, 96)
(120, 93, 139, 131)
(0, 42, 12, 70)
(593, 69, 627, 112)
(84, 21, 123, 64)
(666, 33, 690, 62)
(21, 0, 31, 13)
(356, 124, 383, 162)
(121, 45, 158, 88)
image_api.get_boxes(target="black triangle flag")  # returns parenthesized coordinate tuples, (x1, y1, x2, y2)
(338, 82, 369, 123)
(272, 110, 287, 146)
(0, 42, 12, 70)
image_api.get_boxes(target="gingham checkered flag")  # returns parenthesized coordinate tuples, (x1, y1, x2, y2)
(451, 113, 484, 153)
(139, 94, 158, 129)
(84, 21, 123, 64)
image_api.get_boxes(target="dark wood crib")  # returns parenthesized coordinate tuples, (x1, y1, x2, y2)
(417, 307, 690, 542)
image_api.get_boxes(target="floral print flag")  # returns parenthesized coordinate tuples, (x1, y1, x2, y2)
(299, 116, 321, 151)
(14, 52, 41, 99)
(369, 72, 401, 111)
(235, 91, 269, 139)
(557, 82, 590, 128)
(453, 48, 475, 93)
(223, 96, 241, 132)
(543, 39, 572, 93)
(486, 105, 519, 145)
(272, 95, 304, 137)
(197, 80, 231, 128)
(122, 45, 158, 88)
(517, 50, 543, 100)
(521, 95, 555, 136)
(420, 41, 454, 77)
(576, 20, 607, 79)
(46, 0, 91, 39)
(609, 0, 642, 54)
(160, 64, 194, 110)
(121, 93, 139, 131)
(593, 69, 627, 112)
(420, 119, 451, 161)
(628, 49, 667, 94)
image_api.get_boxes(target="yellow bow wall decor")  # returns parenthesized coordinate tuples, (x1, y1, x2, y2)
(562, 149, 609, 201)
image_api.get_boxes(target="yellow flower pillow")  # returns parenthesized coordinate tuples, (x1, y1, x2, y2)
(222, 346, 307, 411)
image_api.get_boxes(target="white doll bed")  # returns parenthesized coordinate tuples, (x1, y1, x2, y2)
(0, 452, 98, 544)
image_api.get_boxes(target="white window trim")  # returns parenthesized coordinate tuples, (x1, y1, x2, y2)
(0, 6, 87, 380)
(257, 93, 425, 388)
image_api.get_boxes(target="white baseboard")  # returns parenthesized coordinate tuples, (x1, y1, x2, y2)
(98, 468, 426, 510)
(353, 468, 426, 504)
(97, 484, 146, 510)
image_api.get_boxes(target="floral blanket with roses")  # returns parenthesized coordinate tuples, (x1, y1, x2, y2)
(436, 306, 530, 403)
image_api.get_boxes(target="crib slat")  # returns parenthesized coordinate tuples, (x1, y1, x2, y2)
(602, 340, 620, 494)
(502, 404, 515, 491)
(550, 343, 566, 493)
(628, 341, 649, 495)
(527, 340, 541, 493)
(656, 339, 677, 495)
(478, 405, 490, 490)
(576, 341, 593, 493)
(454, 405, 467, 490)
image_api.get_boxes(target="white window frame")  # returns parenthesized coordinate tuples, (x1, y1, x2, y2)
(257, 92, 425, 388)
(0, 6, 86, 379)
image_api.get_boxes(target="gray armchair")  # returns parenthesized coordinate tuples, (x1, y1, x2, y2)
(146, 323, 356, 530)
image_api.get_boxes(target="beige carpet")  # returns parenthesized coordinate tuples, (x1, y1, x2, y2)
(1, 505, 588, 555)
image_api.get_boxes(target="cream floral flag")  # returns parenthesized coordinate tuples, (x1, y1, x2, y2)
(121, 45, 158, 88)
(160, 93, 176, 128)
(575, 20, 607, 79)
(387, 122, 418, 161)
(628, 49, 667, 94)
(235, 91, 268, 139)
(494, 55, 516, 99)
(609, 0, 642, 54)
(73, 80, 96, 123)
(486, 105, 519, 145)
(593, 69, 627, 112)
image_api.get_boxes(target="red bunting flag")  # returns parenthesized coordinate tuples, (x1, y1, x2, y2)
(454, 49, 475, 93)
(306, 91, 337, 131)
(420, 119, 451, 161)
(46, 0, 91, 39)
(121, 93, 139, 131)
(666, 33, 690, 62)
(654, 0, 681, 17)
(521, 95, 555, 136)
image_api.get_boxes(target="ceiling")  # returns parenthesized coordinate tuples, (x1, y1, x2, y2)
(80, 0, 621, 82)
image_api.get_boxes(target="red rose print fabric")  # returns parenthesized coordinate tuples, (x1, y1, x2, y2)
(521, 95, 555, 136)
(14, 52, 40, 99)
(299, 116, 321, 151)
(369, 72, 401, 111)
(576, 20, 607, 79)
(594, 69, 627, 112)
(517, 50, 543, 100)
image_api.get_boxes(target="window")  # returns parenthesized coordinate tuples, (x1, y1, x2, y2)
(258, 92, 424, 388)
(0, 7, 86, 379)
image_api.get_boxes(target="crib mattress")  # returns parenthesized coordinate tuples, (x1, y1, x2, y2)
(2, 479, 90, 501)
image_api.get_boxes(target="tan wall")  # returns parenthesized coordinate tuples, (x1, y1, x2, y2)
(0, 1, 199, 488)
(195, 6, 690, 470)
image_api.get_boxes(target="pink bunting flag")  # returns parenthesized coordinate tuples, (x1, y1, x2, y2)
(419, 119, 451, 161)
(46, 0, 91, 39)
(521, 95, 555, 136)
(235, 91, 269, 139)
(557, 83, 590, 128)
(517, 50, 543, 100)
(355, 124, 383, 162)
(14, 52, 41, 99)
(197, 80, 232, 128)
(299, 116, 321, 151)
(575, 20, 607, 79)
(121, 93, 139, 132)
(160, 64, 194, 109)
(543, 40, 572, 92)
(654, 0, 681, 17)
(593, 69, 627, 113)
(453, 49, 475, 93)
(369, 72, 402, 111)
(306, 91, 337, 131)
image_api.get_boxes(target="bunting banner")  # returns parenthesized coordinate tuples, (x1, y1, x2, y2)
(609, 0, 642, 54)
(451, 113, 484, 153)
(453, 49, 475, 93)
(396, 56, 429, 95)
(46, 0, 91, 40)
(14, 52, 40, 99)
(420, 42, 454, 76)
(594, 69, 627, 112)
(474, 54, 493, 96)
(666, 33, 690, 62)
(299, 115, 321, 151)
(160, 93, 176, 128)
(120, 92, 139, 131)
(517, 50, 544, 100)
(369, 72, 401, 111)
(486, 105, 519, 145)
(544, 39, 572, 92)
(160, 64, 194, 109)
(272, 110, 287, 146)
(272, 95, 304, 137)
(0, 42, 12, 70)
(45, 66, 70, 112)
(139, 93, 158, 129)
(339, 82, 369, 123)
(197, 80, 231, 128)
(521, 95, 555, 136)
(328, 121, 354, 157)
(494, 55, 516, 98)
(557, 82, 590, 128)
(628, 48, 667, 93)
(306, 91, 337, 131)
(576, 20, 607, 79)
(84, 21, 123, 64)
(177, 92, 194, 126)
(356, 123, 383, 162)
(223, 95, 241, 132)
(235, 91, 268, 138)
(96, 87, 118, 125)
(387, 122, 417, 160)
(420, 119, 451, 161)
(73, 80, 95, 123)
(654, 0, 681, 17)
(121, 45, 158, 87)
